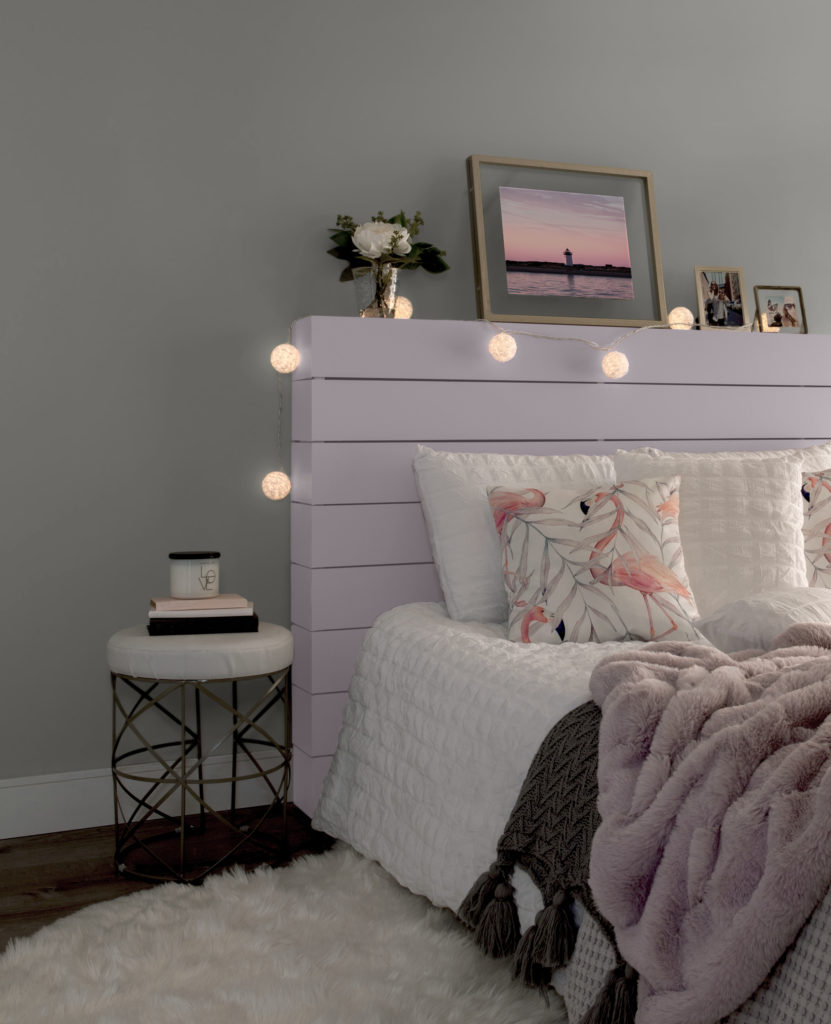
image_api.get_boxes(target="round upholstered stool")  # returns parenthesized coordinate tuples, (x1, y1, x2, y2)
(108, 623, 293, 883)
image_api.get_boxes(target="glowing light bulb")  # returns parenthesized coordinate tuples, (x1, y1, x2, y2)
(261, 471, 291, 500)
(601, 350, 629, 379)
(488, 331, 517, 362)
(667, 306, 695, 330)
(270, 343, 301, 373)
(394, 296, 413, 319)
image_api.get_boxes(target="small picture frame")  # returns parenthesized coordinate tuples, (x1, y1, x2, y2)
(754, 285, 807, 333)
(695, 266, 748, 329)
(467, 154, 667, 327)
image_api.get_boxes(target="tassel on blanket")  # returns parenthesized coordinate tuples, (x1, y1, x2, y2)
(532, 891, 576, 967)
(579, 962, 638, 1024)
(513, 892, 576, 990)
(458, 861, 509, 928)
(472, 881, 521, 958)
(513, 925, 552, 990)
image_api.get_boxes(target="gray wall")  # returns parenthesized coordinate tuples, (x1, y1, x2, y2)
(2, 0, 829, 785)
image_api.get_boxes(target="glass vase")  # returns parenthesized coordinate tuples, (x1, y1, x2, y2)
(353, 262, 399, 318)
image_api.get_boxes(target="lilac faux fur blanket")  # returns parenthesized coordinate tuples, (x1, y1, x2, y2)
(588, 623, 831, 1024)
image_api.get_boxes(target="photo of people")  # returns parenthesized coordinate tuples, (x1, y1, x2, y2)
(695, 267, 747, 329)
(754, 286, 808, 334)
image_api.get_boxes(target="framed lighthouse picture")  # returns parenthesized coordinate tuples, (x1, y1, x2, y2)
(467, 155, 667, 327)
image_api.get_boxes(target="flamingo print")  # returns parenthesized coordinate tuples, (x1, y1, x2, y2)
(803, 474, 831, 579)
(586, 487, 691, 640)
(490, 479, 695, 645)
(489, 487, 545, 535)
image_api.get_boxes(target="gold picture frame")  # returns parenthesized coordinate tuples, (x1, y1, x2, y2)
(754, 285, 807, 334)
(466, 154, 667, 327)
(694, 266, 748, 329)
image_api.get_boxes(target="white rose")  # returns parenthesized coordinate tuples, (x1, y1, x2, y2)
(352, 221, 411, 258)
(391, 227, 411, 255)
(352, 221, 397, 258)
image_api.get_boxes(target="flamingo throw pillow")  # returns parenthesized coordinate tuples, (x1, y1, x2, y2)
(489, 477, 701, 645)
(803, 470, 831, 586)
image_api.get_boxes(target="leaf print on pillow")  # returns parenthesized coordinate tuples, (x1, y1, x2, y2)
(488, 477, 700, 645)
(802, 470, 831, 587)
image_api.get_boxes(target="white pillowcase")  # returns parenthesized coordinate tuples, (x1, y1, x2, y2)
(696, 587, 831, 653)
(613, 450, 806, 618)
(413, 445, 614, 622)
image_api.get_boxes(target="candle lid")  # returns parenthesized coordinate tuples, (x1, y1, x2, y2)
(168, 551, 221, 559)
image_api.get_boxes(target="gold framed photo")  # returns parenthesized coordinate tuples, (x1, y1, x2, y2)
(467, 155, 667, 327)
(754, 285, 807, 333)
(695, 266, 748, 329)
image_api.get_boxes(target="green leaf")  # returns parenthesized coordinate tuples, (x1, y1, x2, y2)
(418, 246, 450, 273)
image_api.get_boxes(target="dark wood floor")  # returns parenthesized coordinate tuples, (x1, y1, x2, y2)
(0, 804, 334, 952)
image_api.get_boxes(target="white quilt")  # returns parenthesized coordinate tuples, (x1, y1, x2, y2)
(313, 602, 644, 929)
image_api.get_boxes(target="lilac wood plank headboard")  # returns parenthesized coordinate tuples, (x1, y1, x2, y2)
(290, 315, 831, 814)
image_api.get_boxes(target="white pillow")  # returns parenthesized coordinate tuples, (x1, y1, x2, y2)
(491, 476, 700, 644)
(613, 451, 806, 618)
(413, 445, 614, 621)
(622, 441, 831, 471)
(696, 587, 831, 653)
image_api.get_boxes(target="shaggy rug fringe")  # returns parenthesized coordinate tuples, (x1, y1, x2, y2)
(0, 843, 565, 1023)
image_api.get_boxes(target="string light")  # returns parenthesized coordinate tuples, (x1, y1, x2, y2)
(261, 471, 291, 500)
(262, 329, 299, 501)
(486, 310, 752, 377)
(270, 342, 301, 373)
(394, 296, 414, 319)
(667, 306, 695, 330)
(488, 331, 517, 362)
(601, 350, 630, 379)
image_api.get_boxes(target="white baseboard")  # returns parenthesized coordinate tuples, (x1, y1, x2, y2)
(0, 754, 289, 840)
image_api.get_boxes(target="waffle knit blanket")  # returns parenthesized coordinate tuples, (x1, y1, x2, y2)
(589, 622, 831, 1024)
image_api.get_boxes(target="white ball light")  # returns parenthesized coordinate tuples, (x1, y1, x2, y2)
(601, 350, 629, 379)
(270, 343, 301, 374)
(488, 331, 517, 362)
(667, 306, 695, 330)
(261, 471, 291, 500)
(394, 296, 413, 319)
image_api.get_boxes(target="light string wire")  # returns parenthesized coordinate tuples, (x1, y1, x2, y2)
(484, 317, 756, 355)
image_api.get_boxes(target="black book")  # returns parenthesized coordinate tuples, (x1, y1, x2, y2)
(147, 613, 259, 636)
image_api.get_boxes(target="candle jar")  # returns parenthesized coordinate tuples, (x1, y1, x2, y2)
(169, 551, 221, 598)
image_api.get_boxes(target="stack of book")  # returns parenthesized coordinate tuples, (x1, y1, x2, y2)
(147, 593, 259, 636)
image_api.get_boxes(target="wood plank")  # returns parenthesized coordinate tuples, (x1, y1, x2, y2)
(292, 749, 332, 818)
(0, 806, 333, 951)
(292, 626, 368, 696)
(290, 316, 831, 385)
(291, 503, 431, 568)
(292, 688, 350, 757)
(293, 380, 831, 444)
(291, 438, 829, 504)
(291, 563, 442, 631)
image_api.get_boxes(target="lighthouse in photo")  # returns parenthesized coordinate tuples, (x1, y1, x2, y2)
(563, 247, 573, 267)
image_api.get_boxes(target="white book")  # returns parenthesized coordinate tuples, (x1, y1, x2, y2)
(148, 602, 255, 619)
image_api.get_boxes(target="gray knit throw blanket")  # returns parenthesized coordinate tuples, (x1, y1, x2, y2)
(458, 700, 636, 1023)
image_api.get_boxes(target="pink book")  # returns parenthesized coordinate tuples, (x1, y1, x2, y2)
(149, 593, 249, 611)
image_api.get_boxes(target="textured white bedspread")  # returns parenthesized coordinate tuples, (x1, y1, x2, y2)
(313, 602, 644, 928)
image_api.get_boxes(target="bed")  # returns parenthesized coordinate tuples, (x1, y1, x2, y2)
(291, 315, 831, 1023)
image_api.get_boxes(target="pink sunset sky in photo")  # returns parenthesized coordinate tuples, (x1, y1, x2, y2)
(499, 185, 632, 267)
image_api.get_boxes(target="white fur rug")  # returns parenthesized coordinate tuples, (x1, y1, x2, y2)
(0, 843, 566, 1023)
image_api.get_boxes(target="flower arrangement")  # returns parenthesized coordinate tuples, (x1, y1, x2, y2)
(327, 211, 449, 282)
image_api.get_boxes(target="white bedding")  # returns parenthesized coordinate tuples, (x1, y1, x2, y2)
(313, 601, 645, 929)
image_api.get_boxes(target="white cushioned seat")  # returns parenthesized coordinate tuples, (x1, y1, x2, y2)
(107, 623, 293, 681)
